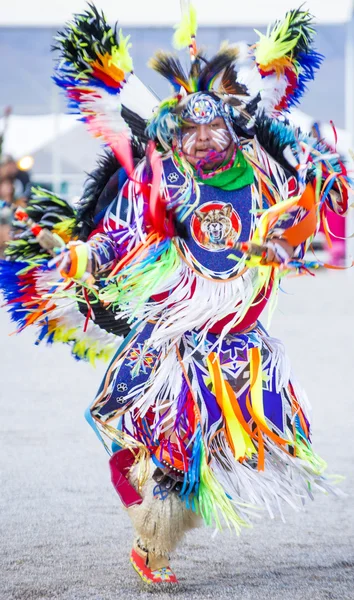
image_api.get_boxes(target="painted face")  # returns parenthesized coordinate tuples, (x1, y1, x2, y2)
(180, 116, 234, 171)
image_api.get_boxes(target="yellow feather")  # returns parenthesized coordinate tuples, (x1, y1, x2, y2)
(254, 11, 305, 68)
(111, 30, 133, 73)
(173, 4, 198, 50)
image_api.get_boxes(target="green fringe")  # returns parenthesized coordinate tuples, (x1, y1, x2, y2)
(197, 445, 251, 533)
(99, 241, 180, 320)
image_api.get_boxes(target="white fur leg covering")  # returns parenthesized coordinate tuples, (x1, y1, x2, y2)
(127, 465, 201, 557)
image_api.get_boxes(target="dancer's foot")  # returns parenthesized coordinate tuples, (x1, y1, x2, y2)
(130, 542, 178, 584)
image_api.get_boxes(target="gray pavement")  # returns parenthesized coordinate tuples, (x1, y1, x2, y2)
(0, 270, 354, 600)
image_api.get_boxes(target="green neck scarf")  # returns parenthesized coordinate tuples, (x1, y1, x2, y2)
(195, 149, 254, 191)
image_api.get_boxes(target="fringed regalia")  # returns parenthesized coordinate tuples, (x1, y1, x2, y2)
(0, 3, 351, 569)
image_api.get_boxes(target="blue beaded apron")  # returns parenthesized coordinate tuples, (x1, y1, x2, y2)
(163, 155, 257, 280)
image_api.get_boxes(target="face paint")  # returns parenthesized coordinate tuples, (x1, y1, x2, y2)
(210, 128, 231, 151)
(183, 131, 197, 154)
(180, 116, 236, 171)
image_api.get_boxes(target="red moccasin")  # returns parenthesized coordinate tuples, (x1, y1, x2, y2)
(130, 548, 178, 584)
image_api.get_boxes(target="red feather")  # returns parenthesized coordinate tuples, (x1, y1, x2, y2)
(146, 141, 165, 235)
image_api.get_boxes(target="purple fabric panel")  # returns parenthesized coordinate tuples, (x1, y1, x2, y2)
(195, 367, 222, 429)
(262, 388, 284, 432)
(91, 236, 117, 265)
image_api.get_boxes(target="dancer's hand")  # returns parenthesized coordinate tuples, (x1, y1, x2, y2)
(261, 238, 293, 265)
(50, 240, 96, 284)
(233, 239, 294, 266)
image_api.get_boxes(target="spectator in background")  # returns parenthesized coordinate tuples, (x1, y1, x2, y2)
(0, 178, 15, 257)
(0, 155, 31, 207)
(0, 155, 32, 256)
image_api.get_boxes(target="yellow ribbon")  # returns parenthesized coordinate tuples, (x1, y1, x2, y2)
(207, 353, 256, 460)
(73, 243, 89, 280)
(249, 346, 267, 428)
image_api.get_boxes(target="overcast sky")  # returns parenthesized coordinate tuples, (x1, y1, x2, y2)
(0, 0, 353, 26)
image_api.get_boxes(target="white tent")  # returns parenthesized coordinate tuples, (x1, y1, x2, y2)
(1, 0, 353, 26)
(0, 114, 103, 196)
(0, 114, 77, 160)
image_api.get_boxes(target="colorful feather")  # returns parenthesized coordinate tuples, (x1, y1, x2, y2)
(253, 8, 323, 113)
(5, 188, 76, 263)
(173, 1, 198, 60)
(198, 47, 240, 92)
(219, 64, 249, 96)
(173, 2, 197, 48)
(53, 3, 136, 145)
(146, 97, 180, 150)
(149, 52, 192, 93)
(255, 8, 315, 69)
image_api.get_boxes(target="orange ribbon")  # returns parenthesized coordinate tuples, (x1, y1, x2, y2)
(282, 183, 318, 247)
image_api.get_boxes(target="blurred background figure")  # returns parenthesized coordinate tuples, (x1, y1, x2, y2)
(310, 122, 347, 266)
(0, 178, 14, 256)
(0, 109, 32, 255)
(0, 154, 31, 207)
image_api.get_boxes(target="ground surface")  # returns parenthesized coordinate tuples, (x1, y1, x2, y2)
(1, 270, 354, 600)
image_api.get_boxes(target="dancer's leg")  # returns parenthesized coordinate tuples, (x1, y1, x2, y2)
(127, 465, 200, 582)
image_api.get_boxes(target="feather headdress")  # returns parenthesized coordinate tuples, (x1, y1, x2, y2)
(147, 43, 251, 146)
(53, 3, 323, 149)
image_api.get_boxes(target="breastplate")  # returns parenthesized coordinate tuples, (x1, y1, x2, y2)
(163, 155, 257, 280)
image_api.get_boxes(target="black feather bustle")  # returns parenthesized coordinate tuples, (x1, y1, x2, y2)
(245, 93, 262, 118)
(232, 121, 254, 140)
(74, 138, 145, 240)
(229, 93, 261, 136)
(254, 113, 298, 177)
(52, 3, 119, 68)
(6, 189, 76, 262)
(121, 106, 149, 143)
(74, 151, 121, 240)
(77, 289, 131, 337)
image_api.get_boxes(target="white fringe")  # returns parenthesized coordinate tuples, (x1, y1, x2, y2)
(32, 270, 122, 355)
(117, 263, 262, 351)
(118, 328, 339, 524)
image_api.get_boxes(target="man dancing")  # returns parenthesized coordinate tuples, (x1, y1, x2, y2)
(0, 3, 349, 585)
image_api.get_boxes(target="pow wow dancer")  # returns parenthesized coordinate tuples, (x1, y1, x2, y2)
(0, 3, 351, 585)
